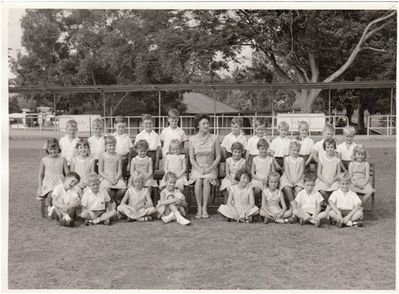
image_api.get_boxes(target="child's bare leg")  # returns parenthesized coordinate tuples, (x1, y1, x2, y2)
(317, 211, 327, 220)
(283, 187, 295, 206)
(114, 189, 126, 205)
(350, 209, 363, 222)
(224, 187, 231, 204)
(282, 209, 293, 219)
(94, 210, 117, 224)
(294, 208, 310, 221)
(107, 188, 114, 202)
(170, 204, 190, 225)
(194, 179, 203, 216)
(202, 179, 211, 216)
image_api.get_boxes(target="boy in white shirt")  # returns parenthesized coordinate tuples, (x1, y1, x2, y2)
(113, 116, 133, 179)
(245, 119, 270, 169)
(312, 123, 335, 164)
(270, 121, 291, 175)
(221, 116, 247, 160)
(336, 126, 357, 171)
(160, 109, 187, 158)
(80, 173, 116, 225)
(59, 119, 79, 166)
(296, 121, 315, 168)
(88, 118, 105, 173)
(328, 173, 363, 227)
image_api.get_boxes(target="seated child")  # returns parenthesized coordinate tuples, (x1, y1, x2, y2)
(328, 173, 364, 227)
(294, 173, 327, 227)
(59, 119, 79, 166)
(117, 171, 157, 222)
(348, 144, 375, 205)
(220, 142, 246, 203)
(218, 168, 259, 223)
(312, 123, 334, 164)
(113, 116, 133, 179)
(337, 125, 357, 171)
(296, 121, 314, 168)
(280, 141, 305, 210)
(260, 172, 293, 224)
(88, 118, 105, 173)
(221, 117, 247, 159)
(245, 119, 270, 170)
(80, 173, 116, 225)
(48, 171, 81, 227)
(160, 108, 187, 158)
(270, 121, 291, 175)
(156, 172, 190, 225)
(160, 139, 188, 191)
(70, 138, 94, 195)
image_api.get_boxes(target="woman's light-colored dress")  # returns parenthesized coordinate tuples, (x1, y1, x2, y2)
(220, 157, 246, 191)
(132, 156, 158, 187)
(251, 156, 273, 189)
(117, 187, 156, 219)
(315, 154, 341, 191)
(260, 188, 283, 216)
(40, 156, 65, 196)
(160, 154, 189, 190)
(100, 152, 126, 190)
(280, 156, 305, 188)
(349, 161, 375, 194)
(218, 185, 259, 220)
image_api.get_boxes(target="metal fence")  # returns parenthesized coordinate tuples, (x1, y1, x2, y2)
(367, 115, 396, 136)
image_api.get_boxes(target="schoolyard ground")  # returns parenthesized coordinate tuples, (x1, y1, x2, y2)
(7, 138, 396, 289)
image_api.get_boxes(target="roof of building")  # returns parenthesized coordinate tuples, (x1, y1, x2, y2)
(183, 92, 238, 114)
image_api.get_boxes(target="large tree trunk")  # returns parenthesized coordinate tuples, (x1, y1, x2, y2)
(293, 89, 322, 112)
(357, 97, 366, 134)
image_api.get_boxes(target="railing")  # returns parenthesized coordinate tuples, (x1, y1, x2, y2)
(367, 114, 396, 136)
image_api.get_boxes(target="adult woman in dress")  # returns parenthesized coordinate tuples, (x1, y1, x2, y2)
(189, 114, 221, 219)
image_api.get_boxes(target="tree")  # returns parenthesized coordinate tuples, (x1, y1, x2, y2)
(9, 96, 21, 113)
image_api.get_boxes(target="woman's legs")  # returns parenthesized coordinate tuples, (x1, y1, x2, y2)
(194, 179, 203, 217)
(202, 179, 211, 217)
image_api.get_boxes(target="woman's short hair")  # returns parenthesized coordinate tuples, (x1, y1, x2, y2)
(193, 113, 211, 131)
(323, 138, 337, 150)
(231, 142, 244, 153)
(234, 168, 252, 182)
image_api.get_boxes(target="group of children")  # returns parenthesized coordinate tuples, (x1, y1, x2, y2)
(37, 110, 374, 228)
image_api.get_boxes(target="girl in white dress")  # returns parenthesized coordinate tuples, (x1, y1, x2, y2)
(70, 138, 94, 195)
(160, 139, 188, 191)
(348, 144, 375, 205)
(117, 171, 157, 221)
(218, 168, 259, 222)
(220, 142, 246, 203)
(130, 139, 158, 196)
(280, 141, 305, 210)
(296, 121, 314, 168)
(260, 172, 293, 224)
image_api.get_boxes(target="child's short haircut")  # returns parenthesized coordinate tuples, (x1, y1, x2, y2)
(169, 139, 181, 151)
(343, 125, 356, 136)
(231, 142, 244, 153)
(257, 138, 269, 149)
(114, 116, 125, 125)
(339, 172, 351, 183)
(92, 118, 104, 128)
(303, 173, 316, 183)
(289, 140, 301, 150)
(323, 138, 337, 150)
(323, 123, 334, 133)
(75, 138, 90, 150)
(168, 108, 179, 118)
(66, 120, 77, 128)
(142, 114, 153, 122)
(88, 173, 100, 183)
(278, 121, 289, 130)
(298, 121, 309, 130)
(164, 171, 178, 182)
(231, 117, 244, 127)
(45, 138, 61, 154)
(353, 144, 367, 159)
(105, 135, 116, 145)
(135, 139, 149, 151)
(66, 171, 81, 182)
(267, 172, 280, 187)
(254, 119, 266, 128)
(234, 168, 252, 182)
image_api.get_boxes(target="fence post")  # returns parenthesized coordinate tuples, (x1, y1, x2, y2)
(367, 116, 370, 137)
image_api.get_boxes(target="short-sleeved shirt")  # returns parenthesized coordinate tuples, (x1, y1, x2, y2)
(160, 127, 187, 156)
(88, 136, 105, 160)
(81, 188, 111, 211)
(221, 132, 248, 153)
(114, 133, 133, 156)
(313, 139, 326, 159)
(295, 189, 324, 214)
(329, 189, 361, 210)
(270, 136, 291, 157)
(297, 137, 315, 156)
(134, 130, 161, 151)
(246, 136, 271, 156)
(59, 136, 79, 165)
(337, 142, 357, 161)
(52, 184, 80, 206)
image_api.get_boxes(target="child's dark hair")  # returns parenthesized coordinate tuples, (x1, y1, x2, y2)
(257, 138, 269, 149)
(231, 142, 244, 153)
(168, 108, 179, 118)
(75, 138, 90, 151)
(135, 139, 149, 151)
(114, 116, 125, 125)
(45, 138, 61, 154)
(303, 173, 316, 183)
(66, 171, 81, 182)
(323, 138, 337, 150)
(234, 168, 252, 182)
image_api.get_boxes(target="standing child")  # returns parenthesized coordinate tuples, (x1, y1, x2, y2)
(59, 119, 79, 166)
(220, 142, 246, 203)
(80, 173, 117, 225)
(245, 119, 270, 169)
(270, 121, 291, 175)
(113, 116, 133, 180)
(337, 126, 357, 171)
(157, 172, 190, 225)
(221, 117, 247, 159)
(117, 171, 157, 222)
(296, 121, 314, 168)
(312, 123, 334, 163)
(70, 138, 94, 195)
(88, 118, 105, 173)
(48, 171, 81, 227)
(348, 144, 375, 205)
(294, 173, 327, 227)
(37, 138, 69, 218)
(280, 141, 305, 210)
(160, 139, 188, 191)
(98, 135, 127, 205)
(130, 140, 158, 196)
(329, 173, 363, 227)
(260, 172, 293, 224)
(218, 168, 259, 223)
(160, 108, 187, 158)
(134, 114, 162, 170)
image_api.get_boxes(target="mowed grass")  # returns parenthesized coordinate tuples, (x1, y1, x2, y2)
(8, 139, 395, 289)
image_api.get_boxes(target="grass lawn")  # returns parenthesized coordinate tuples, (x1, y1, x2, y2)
(8, 139, 396, 289)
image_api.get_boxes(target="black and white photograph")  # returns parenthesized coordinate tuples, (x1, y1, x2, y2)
(4, 2, 397, 290)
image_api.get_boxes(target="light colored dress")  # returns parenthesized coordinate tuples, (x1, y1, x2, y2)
(40, 156, 65, 197)
(280, 156, 305, 188)
(71, 156, 93, 189)
(315, 154, 341, 191)
(160, 154, 189, 190)
(218, 185, 259, 220)
(156, 188, 187, 217)
(220, 157, 246, 191)
(251, 156, 273, 189)
(189, 133, 218, 185)
(99, 152, 126, 190)
(349, 161, 375, 194)
(260, 188, 283, 215)
(117, 187, 156, 219)
(132, 156, 158, 187)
